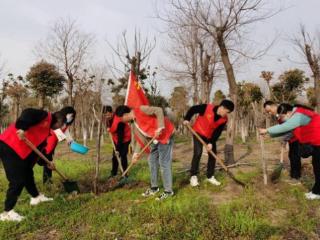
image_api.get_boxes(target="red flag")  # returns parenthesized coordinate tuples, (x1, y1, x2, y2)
(125, 70, 149, 108)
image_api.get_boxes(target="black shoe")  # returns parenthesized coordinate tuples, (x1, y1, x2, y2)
(107, 174, 117, 180)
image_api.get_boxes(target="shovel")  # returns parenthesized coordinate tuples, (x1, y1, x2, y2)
(23, 137, 80, 193)
(108, 135, 157, 190)
(108, 133, 124, 174)
(186, 124, 246, 187)
(271, 144, 285, 183)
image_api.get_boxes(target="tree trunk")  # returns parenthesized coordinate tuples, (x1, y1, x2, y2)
(67, 73, 74, 106)
(218, 36, 238, 165)
(93, 107, 104, 195)
(90, 119, 95, 141)
(39, 95, 45, 109)
(192, 73, 199, 104)
(304, 44, 320, 113)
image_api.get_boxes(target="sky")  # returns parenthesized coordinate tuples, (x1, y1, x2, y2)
(0, 0, 319, 97)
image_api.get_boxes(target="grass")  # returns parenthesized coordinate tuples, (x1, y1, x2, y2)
(0, 137, 320, 239)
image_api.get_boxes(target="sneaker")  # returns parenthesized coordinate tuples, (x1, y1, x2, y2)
(206, 176, 221, 186)
(156, 191, 174, 201)
(305, 192, 320, 200)
(0, 210, 24, 222)
(30, 194, 53, 206)
(142, 187, 159, 197)
(190, 175, 199, 187)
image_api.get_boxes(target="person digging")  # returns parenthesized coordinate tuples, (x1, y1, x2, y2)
(183, 99, 234, 187)
(264, 101, 302, 184)
(0, 108, 66, 222)
(115, 105, 175, 201)
(259, 103, 320, 200)
(103, 105, 131, 178)
(42, 106, 76, 184)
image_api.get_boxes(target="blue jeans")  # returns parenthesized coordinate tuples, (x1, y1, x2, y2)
(149, 138, 174, 192)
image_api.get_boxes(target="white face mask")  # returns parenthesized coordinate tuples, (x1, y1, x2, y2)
(66, 113, 74, 123)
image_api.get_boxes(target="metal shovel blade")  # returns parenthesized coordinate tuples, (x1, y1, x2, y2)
(62, 180, 80, 193)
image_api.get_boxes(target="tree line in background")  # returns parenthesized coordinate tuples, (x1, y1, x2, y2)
(0, 0, 319, 165)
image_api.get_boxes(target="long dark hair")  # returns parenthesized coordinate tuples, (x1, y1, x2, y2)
(60, 106, 76, 125)
(51, 111, 67, 129)
(277, 103, 293, 115)
(277, 103, 314, 115)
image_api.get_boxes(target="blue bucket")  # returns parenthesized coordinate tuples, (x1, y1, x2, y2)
(70, 141, 89, 155)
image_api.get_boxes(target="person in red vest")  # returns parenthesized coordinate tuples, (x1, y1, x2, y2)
(264, 101, 302, 184)
(0, 108, 66, 222)
(115, 105, 175, 201)
(42, 106, 76, 184)
(183, 99, 234, 187)
(103, 105, 131, 177)
(259, 103, 320, 200)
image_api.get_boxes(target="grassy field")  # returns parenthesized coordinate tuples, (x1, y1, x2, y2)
(0, 135, 320, 240)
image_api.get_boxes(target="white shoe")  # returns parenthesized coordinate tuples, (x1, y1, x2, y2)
(30, 194, 53, 206)
(206, 176, 221, 186)
(0, 210, 24, 222)
(190, 175, 199, 187)
(305, 192, 320, 200)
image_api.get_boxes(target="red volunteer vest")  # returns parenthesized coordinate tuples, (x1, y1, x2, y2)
(292, 107, 320, 146)
(109, 115, 131, 145)
(192, 104, 227, 139)
(0, 113, 52, 159)
(133, 108, 175, 145)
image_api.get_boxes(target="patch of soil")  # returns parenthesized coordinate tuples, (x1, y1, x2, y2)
(20, 229, 60, 240)
(210, 182, 243, 205)
(282, 227, 309, 240)
(97, 178, 148, 193)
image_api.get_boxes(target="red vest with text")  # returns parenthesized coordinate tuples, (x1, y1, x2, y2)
(293, 107, 320, 146)
(192, 104, 227, 139)
(0, 113, 52, 159)
(109, 115, 131, 145)
(133, 108, 175, 144)
(44, 125, 68, 154)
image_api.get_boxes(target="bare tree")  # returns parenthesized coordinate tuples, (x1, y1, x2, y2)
(106, 29, 156, 101)
(158, 0, 277, 164)
(292, 25, 320, 112)
(164, 23, 221, 104)
(36, 18, 94, 106)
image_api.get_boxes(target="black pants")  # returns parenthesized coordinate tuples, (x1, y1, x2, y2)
(43, 152, 53, 183)
(111, 141, 130, 176)
(311, 146, 320, 194)
(190, 135, 216, 178)
(288, 141, 301, 179)
(0, 141, 39, 211)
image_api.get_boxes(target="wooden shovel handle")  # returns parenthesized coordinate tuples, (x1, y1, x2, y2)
(186, 124, 229, 171)
(22, 137, 68, 181)
(108, 133, 124, 174)
(121, 135, 157, 177)
(186, 124, 246, 187)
